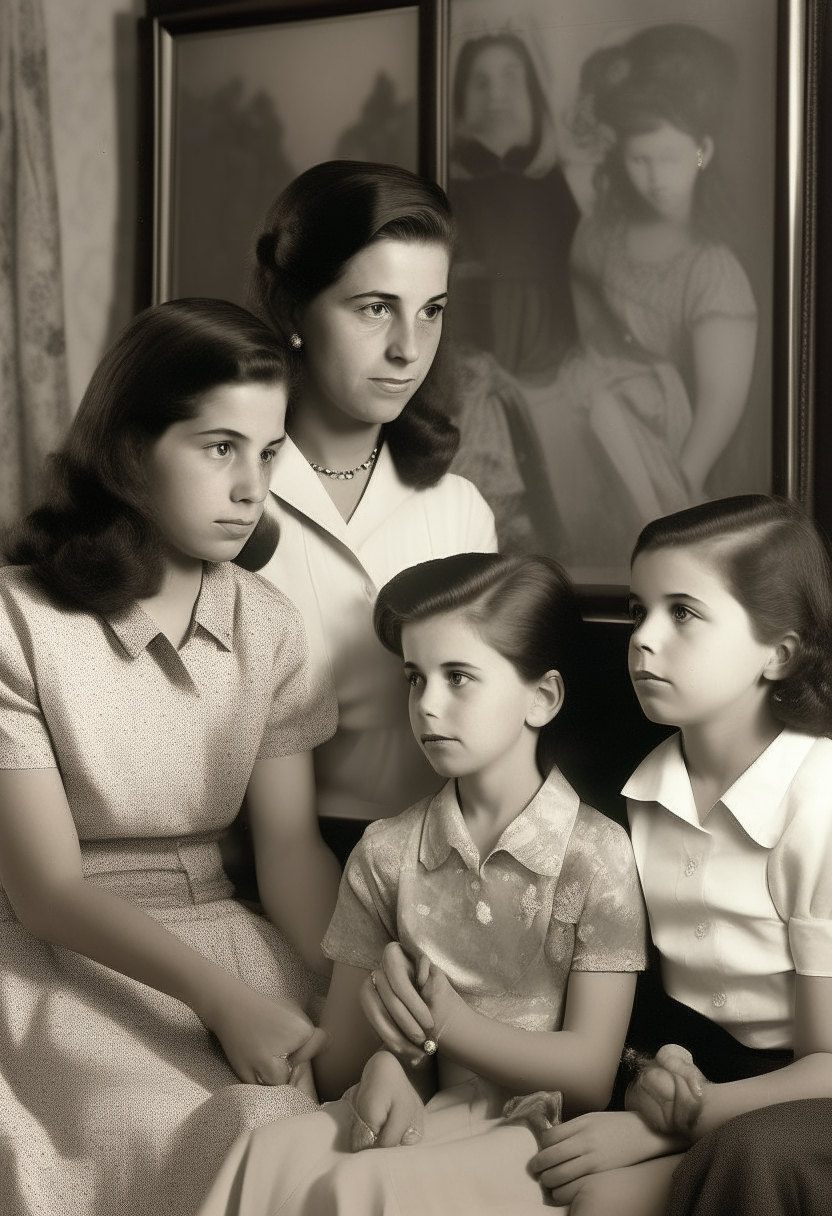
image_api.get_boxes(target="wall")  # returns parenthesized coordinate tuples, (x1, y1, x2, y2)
(43, 0, 142, 410)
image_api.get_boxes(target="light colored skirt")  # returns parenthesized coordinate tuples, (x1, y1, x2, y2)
(0, 836, 322, 1216)
(198, 1077, 569, 1216)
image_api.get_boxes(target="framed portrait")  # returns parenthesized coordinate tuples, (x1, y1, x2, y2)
(440, 0, 820, 608)
(141, 0, 821, 610)
(143, 0, 443, 306)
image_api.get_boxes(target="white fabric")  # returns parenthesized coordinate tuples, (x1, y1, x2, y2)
(625, 729, 832, 1050)
(260, 438, 497, 820)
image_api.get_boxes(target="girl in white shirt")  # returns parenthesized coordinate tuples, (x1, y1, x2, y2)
(529, 495, 832, 1216)
(240, 161, 497, 825)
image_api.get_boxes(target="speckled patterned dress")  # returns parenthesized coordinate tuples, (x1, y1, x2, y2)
(0, 561, 337, 1216)
(197, 766, 648, 1216)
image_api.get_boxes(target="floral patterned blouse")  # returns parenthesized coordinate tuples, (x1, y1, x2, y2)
(324, 766, 648, 1033)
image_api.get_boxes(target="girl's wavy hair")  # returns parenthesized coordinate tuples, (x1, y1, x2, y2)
(5, 298, 292, 614)
(249, 159, 459, 488)
(632, 496, 832, 736)
(575, 23, 738, 241)
(373, 552, 586, 774)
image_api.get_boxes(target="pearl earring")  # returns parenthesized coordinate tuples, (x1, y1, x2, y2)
(696, 148, 704, 170)
(289, 333, 303, 350)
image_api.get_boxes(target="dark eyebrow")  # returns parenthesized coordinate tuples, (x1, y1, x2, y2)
(347, 291, 449, 304)
(663, 593, 707, 606)
(402, 659, 482, 671)
(196, 429, 286, 445)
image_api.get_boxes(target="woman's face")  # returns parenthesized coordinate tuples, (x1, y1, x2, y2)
(622, 122, 713, 224)
(297, 238, 449, 431)
(144, 380, 287, 566)
(460, 44, 534, 157)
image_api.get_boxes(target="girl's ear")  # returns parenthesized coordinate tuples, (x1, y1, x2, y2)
(762, 632, 800, 683)
(698, 136, 715, 171)
(526, 670, 565, 729)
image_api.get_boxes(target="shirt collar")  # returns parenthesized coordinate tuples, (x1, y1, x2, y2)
(419, 766, 581, 876)
(104, 561, 234, 658)
(268, 436, 416, 552)
(622, 728, 818, 846)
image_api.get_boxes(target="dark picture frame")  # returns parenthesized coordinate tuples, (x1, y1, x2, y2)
(140, 0, 444, 306)
(139, 0, 822, 616)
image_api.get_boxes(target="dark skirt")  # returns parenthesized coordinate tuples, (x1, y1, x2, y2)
(666, 1099, 832, 1216)
(623, 969, 832, 1216)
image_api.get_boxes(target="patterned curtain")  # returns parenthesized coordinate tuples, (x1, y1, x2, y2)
(0, 0, 70, 527)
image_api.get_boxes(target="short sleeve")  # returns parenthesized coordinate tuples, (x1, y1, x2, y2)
(683, 244, 757, 329)
(256, 599, 337, 760)
(570, 812, 649, 973)
(769, 740, 832, 976)
(322, 823, 400, 969)
(0, 590, 57, 769)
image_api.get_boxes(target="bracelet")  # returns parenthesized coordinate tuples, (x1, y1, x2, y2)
(420, 999, 462, 1058)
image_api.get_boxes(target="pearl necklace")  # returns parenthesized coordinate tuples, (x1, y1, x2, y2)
(308, 445, 379, 481)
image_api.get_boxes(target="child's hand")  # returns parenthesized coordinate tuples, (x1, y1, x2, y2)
(625, 1043, 708, 1137)
(360, 944, 460, 1064)
(529, 1110, 685, 1205)
(344, 1050, 425, 1151)
(203, 979, 328, 1086)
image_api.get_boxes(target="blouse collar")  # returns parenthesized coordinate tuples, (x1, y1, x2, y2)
(420, 765, 581, 876)
(267, 436, 417, 554)
(623, 729, 818, 846)
(105, 561, 234, 658)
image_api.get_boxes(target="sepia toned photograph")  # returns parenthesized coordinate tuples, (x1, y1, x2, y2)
(444, 0, 780, 588)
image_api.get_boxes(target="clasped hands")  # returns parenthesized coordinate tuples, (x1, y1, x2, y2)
(360, 941, 462, 1067)
(529, 1044, 708, 1205)
(343, 943, 461, 1154)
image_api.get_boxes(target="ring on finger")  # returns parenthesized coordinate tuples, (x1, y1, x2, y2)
(253, 1072, 267, 1086)
(370, 970, 378, 990)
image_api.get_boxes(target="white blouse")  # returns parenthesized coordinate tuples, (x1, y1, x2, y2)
(625, 729, 832, 1050)
(259, 438, 497, 821)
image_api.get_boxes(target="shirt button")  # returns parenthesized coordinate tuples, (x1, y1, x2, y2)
(364, 583, 374, 600)
(694, 921, 710, 938)
(471, 879, 481, 891)
(712, 992, 726, 1008)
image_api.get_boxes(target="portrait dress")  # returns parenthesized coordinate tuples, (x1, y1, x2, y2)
(0, 561, 336, 1216)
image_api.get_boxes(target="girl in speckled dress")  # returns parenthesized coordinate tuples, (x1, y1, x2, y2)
(0, 300, 341, 1216)
(198, 551, 647, 1215)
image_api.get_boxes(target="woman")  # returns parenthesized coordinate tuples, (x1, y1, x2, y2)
(247, 160, 497, 826)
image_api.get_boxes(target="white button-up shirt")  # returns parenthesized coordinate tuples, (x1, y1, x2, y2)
(625, 729, 832, 1049)
(259, 439, 497, 821)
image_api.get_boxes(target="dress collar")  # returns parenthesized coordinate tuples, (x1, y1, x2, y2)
(267, 436, 416, 552)
(622, 729, 818, 846)
(105, 561, 234, 658)
(419, 765, 581, 876)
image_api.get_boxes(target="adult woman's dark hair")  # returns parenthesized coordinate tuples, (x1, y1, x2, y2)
(5, 298, 291, 615)
(250, 160, 459, 488)
(576, 23, 737, 240)
(633, 495, 832, 736)
(374, 551, 585, 773)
